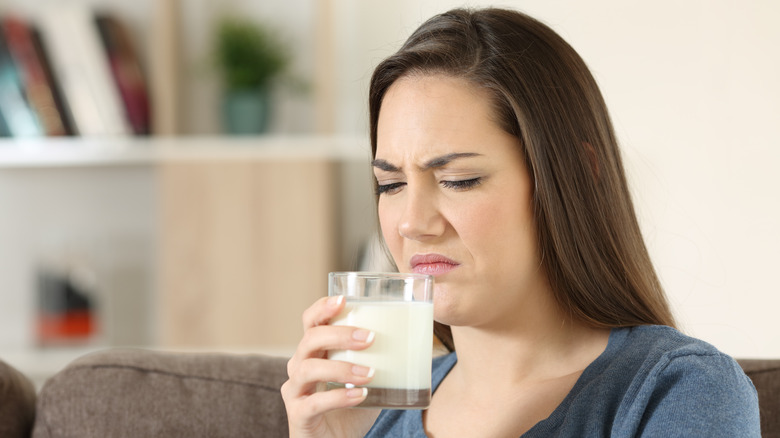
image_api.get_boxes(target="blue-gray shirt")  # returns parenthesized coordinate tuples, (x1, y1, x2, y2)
(366, 325, 760, 437)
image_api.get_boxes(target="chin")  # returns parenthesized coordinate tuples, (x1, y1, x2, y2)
(432, 294, 462, 326)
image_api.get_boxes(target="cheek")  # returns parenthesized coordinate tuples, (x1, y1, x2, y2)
(457, 195, 535, 263)
(377, 201, 403, 262)
(460, 205, 504, 253)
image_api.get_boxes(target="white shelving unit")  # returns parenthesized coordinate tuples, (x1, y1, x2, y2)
(0, 135, 371, 167)
(0, 135, 377, 385)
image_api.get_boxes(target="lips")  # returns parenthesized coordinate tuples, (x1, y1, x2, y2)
(409, 253, 460, 276)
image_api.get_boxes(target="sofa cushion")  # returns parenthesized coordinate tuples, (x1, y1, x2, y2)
(30, 351, 779, 437)
(0, 359, 37, 438)
(738, 359, 780, 437)
(32, 348, 289, 438)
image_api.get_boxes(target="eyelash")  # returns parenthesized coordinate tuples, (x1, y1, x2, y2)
(376, 182, 405, 195)
(441, 178, 482, 190)
(375, 178, 482, 195)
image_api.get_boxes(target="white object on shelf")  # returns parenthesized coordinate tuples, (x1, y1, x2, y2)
(36, 5, 131, 136)
(0, 135, 371, 167)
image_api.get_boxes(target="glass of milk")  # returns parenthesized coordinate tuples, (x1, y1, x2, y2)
(327, 272, 434, 409)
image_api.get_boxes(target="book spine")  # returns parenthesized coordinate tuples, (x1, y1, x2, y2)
(1, 15, 70, 136)
(36, 6, 131, 136)
(30, 26, 77, 136)
(95, 14, 151, 136)
(0, 29, 44, 137)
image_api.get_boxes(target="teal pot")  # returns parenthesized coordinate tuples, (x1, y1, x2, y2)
(222, 87, 271, 135)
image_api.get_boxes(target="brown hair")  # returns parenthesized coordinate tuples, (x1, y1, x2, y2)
(369, 8, 676, 351)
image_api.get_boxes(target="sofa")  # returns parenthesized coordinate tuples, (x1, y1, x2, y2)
(1, 350, 779, 437)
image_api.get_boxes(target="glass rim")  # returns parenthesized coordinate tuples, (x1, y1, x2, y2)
(328, 271, 433, 281)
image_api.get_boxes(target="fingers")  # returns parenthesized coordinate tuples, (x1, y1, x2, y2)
(285, 357, 375, 398)
(282, 296, 377, 434)
(282, 380, 369, 424)
(300, 325, 375, 359)
(302, 295, 345, 330)
(285, 295, 375, 400)
(287, 324, 375, 378)
(288, 295, 373, 377)
(281, 358, 373, 423)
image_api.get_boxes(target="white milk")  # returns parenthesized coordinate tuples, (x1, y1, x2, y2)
(330, 300, 433, 390)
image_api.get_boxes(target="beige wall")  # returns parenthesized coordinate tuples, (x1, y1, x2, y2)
(326, 1, 780, 358)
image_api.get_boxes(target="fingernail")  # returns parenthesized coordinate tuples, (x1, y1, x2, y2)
(352, 365, 375, 378)
(327, 295, 344, 307)
(352, 329, 375, 343)
(346, 387, 368, 399)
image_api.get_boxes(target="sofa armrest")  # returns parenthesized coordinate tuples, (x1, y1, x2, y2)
(0, 359, 37, 438)
(32, 349, 290, 438)
(738, 359, 780, 437)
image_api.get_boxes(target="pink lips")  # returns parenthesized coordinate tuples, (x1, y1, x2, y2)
(409, 253, 460, 276)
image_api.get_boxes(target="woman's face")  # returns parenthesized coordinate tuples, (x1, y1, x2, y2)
(374, 75, 547, 329)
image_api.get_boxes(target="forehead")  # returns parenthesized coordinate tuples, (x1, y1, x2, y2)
(375, 75, 506, 163)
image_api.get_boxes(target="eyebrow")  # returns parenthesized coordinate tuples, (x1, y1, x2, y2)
(371, 152, 482, 172)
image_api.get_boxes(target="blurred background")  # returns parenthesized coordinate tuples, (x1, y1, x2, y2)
(0, 0, 777, 385)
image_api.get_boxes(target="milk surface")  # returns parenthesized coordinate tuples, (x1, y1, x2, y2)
(330, 300, 433, 390)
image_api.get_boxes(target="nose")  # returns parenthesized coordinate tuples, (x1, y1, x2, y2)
(397, 183, 445, 241)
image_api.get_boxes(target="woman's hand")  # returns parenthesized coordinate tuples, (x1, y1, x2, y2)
(281, 296, 381, 438)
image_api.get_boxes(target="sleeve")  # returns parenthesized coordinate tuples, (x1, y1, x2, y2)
(636, 352, 761, 437)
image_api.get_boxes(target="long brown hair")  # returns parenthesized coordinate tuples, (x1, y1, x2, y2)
(369, 8, 676, 351)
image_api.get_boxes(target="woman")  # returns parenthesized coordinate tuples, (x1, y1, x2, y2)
(281, 7, 760, 437)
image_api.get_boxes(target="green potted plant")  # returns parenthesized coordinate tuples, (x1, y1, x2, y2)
(215, 16, 289, 134)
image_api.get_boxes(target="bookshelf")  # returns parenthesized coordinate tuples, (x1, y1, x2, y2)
(0, 0, 326, 137)
(0, 0, 373, 383)
(0, 135, 377, 365)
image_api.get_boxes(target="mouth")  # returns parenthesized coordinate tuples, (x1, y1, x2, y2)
(409, 253, 460, 277)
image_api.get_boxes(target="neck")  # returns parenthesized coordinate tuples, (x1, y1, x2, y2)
(447, 297, 610, 396)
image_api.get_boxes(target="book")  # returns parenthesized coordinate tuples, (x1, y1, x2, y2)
(0, 28, 43, 137)
(35, 5, 131, 136)
(95, 13, 151, 136)
(29, 25, 77, 136)
(1, 15, 73, 136)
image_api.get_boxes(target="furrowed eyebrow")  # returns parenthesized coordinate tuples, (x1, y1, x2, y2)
(422, 152, 481, 170)
(371, 159, 400, 172)
(372, 152, 481, 173)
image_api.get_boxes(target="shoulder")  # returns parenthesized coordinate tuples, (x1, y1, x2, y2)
(607, 326, 760, 436)
(617, 326, 753, 389)
(617, 324, 719, 356)
(611, 325, 756, 404)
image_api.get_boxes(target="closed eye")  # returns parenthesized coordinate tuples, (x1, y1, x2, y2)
(376, 182, 406, 196)
(441, 178, 482, 191)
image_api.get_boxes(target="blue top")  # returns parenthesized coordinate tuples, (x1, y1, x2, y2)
(365, 325, 760, 437)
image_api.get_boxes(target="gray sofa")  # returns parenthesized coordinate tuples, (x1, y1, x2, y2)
(2, 349, 779, 437)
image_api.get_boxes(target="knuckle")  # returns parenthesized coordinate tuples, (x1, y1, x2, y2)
(301, 307, 315, 327)
(301, 297, 328, 328)
(300, 326, 316, 343)
(298, 330, 316, 352)
(301, 397, 321, 418)
(286, 357, 297, 377)
(280, 380, 291, 399)
(296, 358, 316, 377)
(301, 325, 331, 351)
